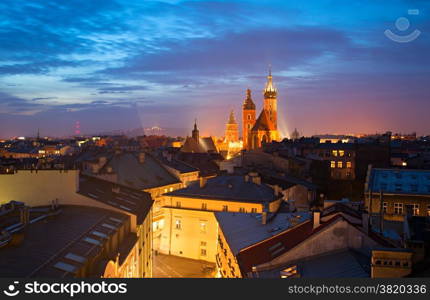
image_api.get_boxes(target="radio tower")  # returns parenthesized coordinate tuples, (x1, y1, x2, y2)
(74, 121, 81, 136)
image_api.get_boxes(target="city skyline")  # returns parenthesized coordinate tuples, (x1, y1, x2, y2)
(1, 0, 430, 138)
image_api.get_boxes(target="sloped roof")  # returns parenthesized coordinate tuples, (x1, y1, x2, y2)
(78, 174, 154, 223)
(103, 152, 180, 189)
(181, 137, 206, 153)
(251, 110, 275, 132)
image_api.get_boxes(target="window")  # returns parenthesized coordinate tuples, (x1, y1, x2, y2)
(176, 201, 181, 208)
(337, 161, 343, 168)
(251, 208, 257, 213)
(222, 205, 228, 212)
(175, 219, 182, 230)
(427, 205, 430, 217)
(169, 187, 173, 192)
(200, 249, 207, 256)
(394, 203, 403, 215)
(412, 204, 420, 216)
(200, 241, 207, 247)
(239, 207, 245, 213)
(383, 202, 388, 213)
(380, 183, 387, 190)
(332, 150, 338, 157)
(331, 161, 336, 168)
(201, 203, 207, 210)
(200, 221, 207, 233)
(346, 161, 352, 168)
(247, 114, 251, 120)
(339, 150, 345, 157)
(410, 184, 418, 192)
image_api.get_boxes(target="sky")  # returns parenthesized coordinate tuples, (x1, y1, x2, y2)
(0, 0, 429, 138)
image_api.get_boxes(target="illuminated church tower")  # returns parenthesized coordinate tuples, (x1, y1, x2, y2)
(248, 69, 280, 150)
(263, 68, 278, 130)
(225, 110, 239, 143)
(242, 89, 256, 150)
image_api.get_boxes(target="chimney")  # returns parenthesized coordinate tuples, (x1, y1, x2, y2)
(20, 206, 29, 226)
(138, 152, 146, 164)
(200, 177, 207, 188)
(362, 211, 369, 235)
(261, 211, 267, 225)
(313, 210, 321, 229)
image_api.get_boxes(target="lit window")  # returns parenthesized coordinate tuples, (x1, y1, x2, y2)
(427, 205, 430, 217)
(339, 150, 344, 157)
(337, 161, 343, 168)
(346, 161, 352, 168)
(394, 203, 403, 215)
(413, 204, 420, 216)
(175, 219, 182, 230)
(222, 205, 228, 212)
(170, 187, 173, 192)
(202, 203, 207, 210)
(330, 161, 336, 168)
(176, 201, 181, 208)
(164, 188, 167, 193)
(382, 202, 388, 213)
(332, 150, 338, 157)
(200, 221, 207, 233)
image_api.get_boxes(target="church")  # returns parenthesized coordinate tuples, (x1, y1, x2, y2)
(242, 70, 280, 150)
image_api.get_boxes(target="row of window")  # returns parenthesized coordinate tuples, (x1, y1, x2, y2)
(174, 219, 208, 232)
(175, 201, 257, 213)
(330, 161, 352, 168)
(381, 173, 430, 181)
(382, 203, 430, 216)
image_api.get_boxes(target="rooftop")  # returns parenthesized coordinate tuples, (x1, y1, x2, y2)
(0, 205, 129, 277)
(78, 174, 153, 223)
(165, 175, 279, 203)
(215, 212, 311, 255)
(366, 168, 430, 196)
(256, 249, 370, 278)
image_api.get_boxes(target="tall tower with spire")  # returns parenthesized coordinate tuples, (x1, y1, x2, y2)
(263, 66, 278, 130)
(225, 110, 239, 143)
(192, 119, 199, 141)
(242, 89, 256, 150)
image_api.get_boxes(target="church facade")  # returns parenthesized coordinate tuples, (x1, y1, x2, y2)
(242, 70, 280, 150)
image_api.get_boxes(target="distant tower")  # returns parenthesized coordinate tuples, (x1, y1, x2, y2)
(291, 128, 300, 140)
(242, 89, 256, 150)
(74, 121, 81, 136)
(192, 119, 199, 141)
(225, 110, 239, 143)
(263, 66, 278, 130)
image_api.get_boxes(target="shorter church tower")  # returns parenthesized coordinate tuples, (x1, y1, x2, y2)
(192, 119, 199, 141)
(225, 110, 239, 143)
(242, 89, 256, 150)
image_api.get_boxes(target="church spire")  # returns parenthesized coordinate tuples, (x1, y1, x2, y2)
(228, 110, 237, 124)
(192, 119, 199, 141)
(264, 66, 277, 99)
(243, 88, 256, 110)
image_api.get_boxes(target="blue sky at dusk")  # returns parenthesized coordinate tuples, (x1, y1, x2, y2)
(0, 0, 429, 138)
